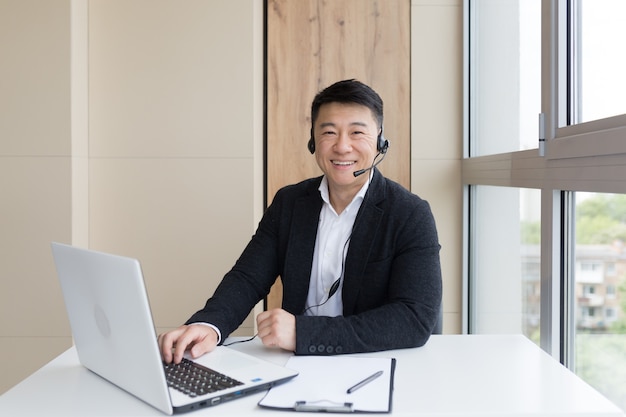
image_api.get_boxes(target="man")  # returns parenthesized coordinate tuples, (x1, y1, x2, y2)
(159, 79, 441, 363)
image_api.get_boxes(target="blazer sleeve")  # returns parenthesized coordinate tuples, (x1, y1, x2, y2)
(293, 186, 442, 355)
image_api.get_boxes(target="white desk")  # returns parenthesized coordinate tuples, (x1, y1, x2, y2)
(1, 335, 623, 416)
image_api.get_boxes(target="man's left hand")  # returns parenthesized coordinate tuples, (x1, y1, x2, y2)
(256, 308, 296, 351)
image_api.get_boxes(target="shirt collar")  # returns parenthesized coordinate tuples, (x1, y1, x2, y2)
(318, 176, 370, 215)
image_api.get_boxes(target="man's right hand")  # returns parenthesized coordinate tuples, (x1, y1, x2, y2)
(158, 324, 219, 364)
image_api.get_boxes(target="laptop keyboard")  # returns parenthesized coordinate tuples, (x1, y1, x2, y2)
(164, 358, 244, 398)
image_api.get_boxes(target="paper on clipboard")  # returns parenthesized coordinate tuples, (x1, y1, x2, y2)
(258, 356, 395, 413)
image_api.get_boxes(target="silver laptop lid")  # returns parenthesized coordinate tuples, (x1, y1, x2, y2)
(51, 242, 173, 414)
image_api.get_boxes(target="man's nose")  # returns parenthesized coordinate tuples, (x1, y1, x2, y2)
(334, 133, 351, 152)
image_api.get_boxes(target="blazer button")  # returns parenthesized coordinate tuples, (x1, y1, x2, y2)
(325, 345, 334, 354)
(335, 345, 343, 354)
(308, 345, 317, 354)
(317, 344, 325, 353)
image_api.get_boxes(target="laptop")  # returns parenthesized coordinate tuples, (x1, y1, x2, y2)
(51, 242, 298, 415)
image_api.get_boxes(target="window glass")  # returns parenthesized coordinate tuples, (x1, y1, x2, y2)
(573, 192, 626, 411)
(471, 185, 541, 345)
(573, 1, 626, 123)
(469, 1, 541, 156)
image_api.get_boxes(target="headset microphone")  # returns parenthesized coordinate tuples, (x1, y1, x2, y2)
(353, 150, 388, 177)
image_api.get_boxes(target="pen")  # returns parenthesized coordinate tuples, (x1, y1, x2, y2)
(346, 370, 383, 394)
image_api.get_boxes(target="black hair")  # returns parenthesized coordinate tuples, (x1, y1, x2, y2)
(310, 79, 384, 132)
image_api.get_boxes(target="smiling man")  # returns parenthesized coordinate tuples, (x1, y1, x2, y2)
(159, 79, 442, 362)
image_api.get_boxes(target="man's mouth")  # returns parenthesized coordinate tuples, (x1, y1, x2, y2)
(332, 160, 356, 167)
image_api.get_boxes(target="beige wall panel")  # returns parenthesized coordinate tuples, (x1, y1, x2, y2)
(413, 159, 462, 331)
(411, 2, 463, 161)
(0, 0, 75, 394)
(71, 0, 90, 248)
(89, 158, 256, 329)
(442, 312, 462, 334)
(0, 157, 72, 336)
(0, 157, 73, 393)
(411, 0, 463, 333)
(88, 0, 262, 337)
(412, 0, 459, 5)
(89, 0, 255, 158)
(0, 337, 72, 394)
(0, 0, 70, 157)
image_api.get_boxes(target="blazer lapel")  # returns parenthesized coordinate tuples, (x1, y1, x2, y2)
(282, 183, 323, 314)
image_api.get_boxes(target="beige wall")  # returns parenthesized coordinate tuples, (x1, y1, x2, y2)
(0, 0, 463, 394)
(411, 0, 463, 336)
(86, 0, 264, 336)
(0, 0, 75, 395)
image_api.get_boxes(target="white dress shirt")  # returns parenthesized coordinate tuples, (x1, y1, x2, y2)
(304, 175, 369, 316)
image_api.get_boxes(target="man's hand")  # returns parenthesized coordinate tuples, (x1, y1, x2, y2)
(256, 308, 296, 351)
(158, 324, 219, 364)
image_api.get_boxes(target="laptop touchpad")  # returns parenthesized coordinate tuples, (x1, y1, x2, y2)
(201, 349, 259, 372)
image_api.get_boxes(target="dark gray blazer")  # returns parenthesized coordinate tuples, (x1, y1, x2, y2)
(187, 169, 442, 355)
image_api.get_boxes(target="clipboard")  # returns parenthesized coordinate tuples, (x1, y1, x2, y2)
(258, 356, 396, 413)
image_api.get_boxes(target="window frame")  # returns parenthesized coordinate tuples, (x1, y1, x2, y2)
(463, 0, 626, 366)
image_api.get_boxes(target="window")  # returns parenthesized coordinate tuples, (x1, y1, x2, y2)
(468, 0, 541, 156)
(470, 185, 541, 344)
(572, 0, 626, 123)
(581, 285, 595, 296)
(607, 285, 616, 298)
(465, 0, 626, 411)
(606, 307, 616, 319)
(606, 263, 616, 276)
(570, 192, 626, 407)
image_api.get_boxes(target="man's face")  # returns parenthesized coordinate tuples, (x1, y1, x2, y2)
(312, 102, 380, 191)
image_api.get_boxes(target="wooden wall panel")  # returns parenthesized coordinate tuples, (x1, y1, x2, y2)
(266, 0, 410, 309)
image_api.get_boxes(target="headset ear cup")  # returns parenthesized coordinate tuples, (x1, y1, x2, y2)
(308, 127, 316, 154)
(378, 134, 389, 154)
